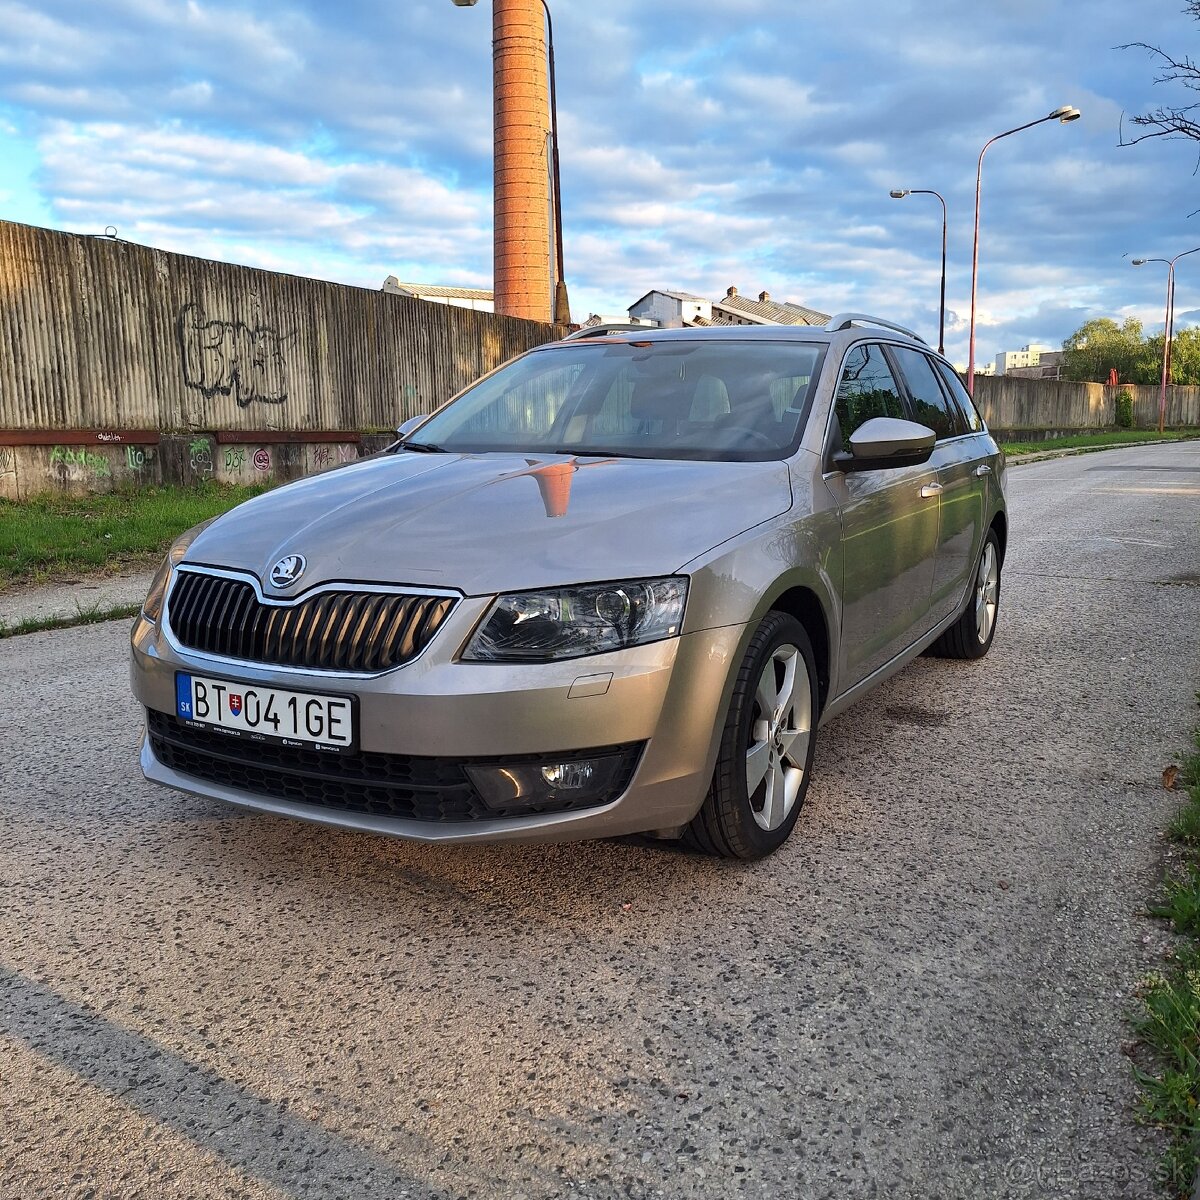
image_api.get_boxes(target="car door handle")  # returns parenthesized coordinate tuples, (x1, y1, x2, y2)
(975, 464, 992, 477)
(919, 482, 943, 499)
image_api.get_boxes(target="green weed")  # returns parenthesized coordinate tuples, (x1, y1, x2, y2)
(0, 482, 265, 587)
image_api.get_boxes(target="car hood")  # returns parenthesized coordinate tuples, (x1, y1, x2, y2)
(184, 451, 792, 596)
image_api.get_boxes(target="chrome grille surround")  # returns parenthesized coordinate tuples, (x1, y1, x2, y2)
(163, 566, 460, 676)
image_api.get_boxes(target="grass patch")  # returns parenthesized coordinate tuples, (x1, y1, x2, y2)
(0, 601, 142, 640)
(1001, 429, 1199, 456)
(1135, 724, 1200, 1195)
(0, 482, 265, 587)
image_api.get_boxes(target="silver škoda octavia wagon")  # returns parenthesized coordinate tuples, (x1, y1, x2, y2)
(131, 315, 1006, 859)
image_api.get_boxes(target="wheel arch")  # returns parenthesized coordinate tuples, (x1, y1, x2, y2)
(765, 585, 832, 713)
(990, 509, 1008, 564)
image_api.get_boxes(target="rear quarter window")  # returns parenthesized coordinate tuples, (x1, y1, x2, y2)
(933, 360, 985, 433)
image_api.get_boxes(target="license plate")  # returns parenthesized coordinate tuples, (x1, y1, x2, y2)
(175, 672, 356, 752)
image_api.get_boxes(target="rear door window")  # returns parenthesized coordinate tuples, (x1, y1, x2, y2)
(890, 345, 963, 440)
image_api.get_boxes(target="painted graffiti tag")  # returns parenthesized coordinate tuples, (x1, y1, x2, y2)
(252, 448, 271, 472)
(124, 445, 153, 470)
(188, 437, 213, 475)
(50, 446, 111, 478)
(312, 445, 333, 469)
(224, 447, 247, 471)
(0, 447, 13, 475)
(177, 302, 292, 408)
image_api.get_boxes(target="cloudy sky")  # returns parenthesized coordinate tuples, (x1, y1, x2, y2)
(1, 0, 1199, 364)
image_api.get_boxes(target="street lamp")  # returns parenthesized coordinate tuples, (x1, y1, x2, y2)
(1132, 246, 1200, 433)
(966, 105, 1082, 394)
(890, 188, 947, 354)
(452, 0, 570, 325)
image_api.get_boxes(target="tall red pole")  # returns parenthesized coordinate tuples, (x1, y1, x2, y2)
(1138, 246, 1200, 432)
(1160, 267, 1173, 435)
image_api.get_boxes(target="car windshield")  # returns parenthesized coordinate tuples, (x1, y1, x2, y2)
(407, 340, 827, 462)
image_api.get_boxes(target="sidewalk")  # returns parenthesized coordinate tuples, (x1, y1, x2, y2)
(1, 568, 156, 629)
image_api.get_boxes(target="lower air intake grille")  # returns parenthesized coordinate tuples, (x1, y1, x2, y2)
(147, 710, 642, 824)
(167, 570, 455, 673)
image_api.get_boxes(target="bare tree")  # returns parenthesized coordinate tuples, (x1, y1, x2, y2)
(1120, 2, 1200, 148)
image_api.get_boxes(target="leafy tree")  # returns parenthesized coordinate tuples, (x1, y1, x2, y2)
(1060, 317, 1200, 384)
(1060, 317, 1156, 383)
(1164, 325, 1200, 384)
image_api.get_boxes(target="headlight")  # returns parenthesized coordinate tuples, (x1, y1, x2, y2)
(463, 577, 689, 663)
(140, 517, 219, 623)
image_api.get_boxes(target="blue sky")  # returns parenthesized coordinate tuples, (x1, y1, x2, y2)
(1, 0, 1199, 364)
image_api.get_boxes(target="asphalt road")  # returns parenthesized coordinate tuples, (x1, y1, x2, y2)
(2, 441, 1199, 1200)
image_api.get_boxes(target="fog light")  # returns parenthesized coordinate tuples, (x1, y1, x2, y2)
(464, 750, 637, 814)
(541, 761, 594, 790)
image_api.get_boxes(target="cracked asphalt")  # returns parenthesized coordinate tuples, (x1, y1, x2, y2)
(1, 440, 1198, 1200)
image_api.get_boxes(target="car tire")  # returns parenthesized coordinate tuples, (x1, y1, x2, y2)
(927, 527, 1002, 660)
(684, 612, 818, 860)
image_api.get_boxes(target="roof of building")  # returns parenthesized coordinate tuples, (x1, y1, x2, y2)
(628, 289, 710, 309)
(382, 277, 494, 301)
(712, 287, 830, 327)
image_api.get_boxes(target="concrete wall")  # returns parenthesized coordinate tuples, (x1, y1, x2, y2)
(0, 432, 398, 501)
(0, 218, 561, 436)
(971, 374, 1200, 433)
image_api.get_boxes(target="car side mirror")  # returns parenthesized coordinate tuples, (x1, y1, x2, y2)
(832, 417, 936, 472)
(395, 414, 429, 439)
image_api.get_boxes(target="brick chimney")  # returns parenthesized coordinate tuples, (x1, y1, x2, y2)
(493, 0, 552, 322)
(726, 286, 738, 297)
(759, 290, 770, 303)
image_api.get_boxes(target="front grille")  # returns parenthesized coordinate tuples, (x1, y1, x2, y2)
(167, 570, 455, 673)
(147, 709, 642, 824)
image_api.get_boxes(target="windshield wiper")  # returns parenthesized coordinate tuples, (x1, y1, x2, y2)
(395, 440, 449, 453)
(551, 446, 660, 460)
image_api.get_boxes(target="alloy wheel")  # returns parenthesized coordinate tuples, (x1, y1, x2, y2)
(745, 643, 812, 831)
(975, 541, 999, 644)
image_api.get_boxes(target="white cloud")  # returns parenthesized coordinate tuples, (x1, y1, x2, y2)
(0, 0, 1197, 363)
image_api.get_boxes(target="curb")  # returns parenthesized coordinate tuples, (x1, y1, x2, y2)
(1005, 436, 1197, 466)
(1, 569, 155, 633)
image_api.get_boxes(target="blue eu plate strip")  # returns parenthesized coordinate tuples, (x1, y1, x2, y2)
(176, 673, 194, 720)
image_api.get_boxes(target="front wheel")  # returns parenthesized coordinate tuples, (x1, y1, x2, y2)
(684, 612, 818, 860)
(928, 527, 1001, 660)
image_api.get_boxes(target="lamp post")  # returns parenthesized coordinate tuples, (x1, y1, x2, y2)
(966, 105, 1081, 395)
(1132, 246, 1200, 433)
(451, 0, 570, 325)
(890, 188, 947, 354)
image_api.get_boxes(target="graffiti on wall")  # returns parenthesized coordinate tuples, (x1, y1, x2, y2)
(50, 446, 112, 478)
(224, 447, 247, 471)
(0, 447, 13, 476)
(188, 437, 214, 475)
(177, 302, 292, 408)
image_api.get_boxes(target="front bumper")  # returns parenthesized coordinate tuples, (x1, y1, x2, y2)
(130, 597, 746, 844)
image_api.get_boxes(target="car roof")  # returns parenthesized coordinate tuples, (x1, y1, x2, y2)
(546, 313, 933, 354)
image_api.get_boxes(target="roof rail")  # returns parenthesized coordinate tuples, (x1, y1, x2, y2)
(561, 322, 653, 341)
(824, 313, 927, 344)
